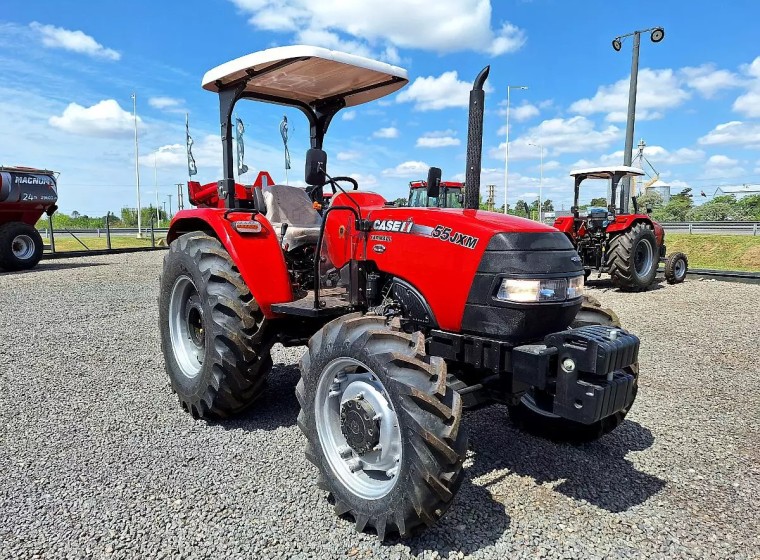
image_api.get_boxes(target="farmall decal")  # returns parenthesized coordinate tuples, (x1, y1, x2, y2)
(370, 218, 479, 249)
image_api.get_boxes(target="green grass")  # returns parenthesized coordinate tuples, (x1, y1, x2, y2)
(46, 236, 166, 252)
(666, 234, 760, 272)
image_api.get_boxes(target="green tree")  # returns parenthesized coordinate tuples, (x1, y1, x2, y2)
(542, 199, 554, 212)
(589, 197, 607, 207)
(653, 188, 693, 222)
(738, 194, 760, 220)
(636, 191, 664, 212)
(687, 195, 752, 221)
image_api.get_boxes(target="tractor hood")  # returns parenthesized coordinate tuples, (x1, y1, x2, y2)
(326, 192, 583, 339)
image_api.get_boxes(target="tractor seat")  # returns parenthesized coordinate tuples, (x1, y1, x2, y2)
(259, 184, 322, 250)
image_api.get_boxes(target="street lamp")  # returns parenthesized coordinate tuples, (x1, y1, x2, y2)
(131, 93, 142, 237)
(528, 142, 544, 222)
(611, 26, 665, 213)
(504, 85, 528, 214)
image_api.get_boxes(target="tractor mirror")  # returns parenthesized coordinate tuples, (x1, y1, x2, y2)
(427, 167, 442, 198)
(305, 148, 327, 185)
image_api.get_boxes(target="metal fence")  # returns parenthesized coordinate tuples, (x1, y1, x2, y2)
(660, 222, 759, 235)
(39, 213, 167, 254)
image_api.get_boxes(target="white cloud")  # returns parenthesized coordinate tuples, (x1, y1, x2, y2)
(382, 161, 429, 177)
(30, 22, 120, 60)
(569, 145, 706, 171)
(706, 154, 738, 167)
(416, 136, 460, 148)
(732, 57, 760, 117)
(416, 130, 460, 148)
(570, 68, 690, 122)
(336, 150, 360, 161)
(349, 173, 378, 188)
(230, 0, 526, 57)
(148, 96, 184, 110)
(679, 64, 743, 98)
(699, 121, 760, 147)
(512, 103, 540, 122)
(373, 127, 399, 139)
(397, 71, 487, 111)
(704, 154, 744, 179)
(49, 99, 139, 137)
(733, 91, 760, 117)
(490, 116, 621, 161)
(341, 110, 357, 121)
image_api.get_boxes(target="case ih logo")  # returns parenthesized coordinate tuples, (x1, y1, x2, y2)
(372, 219, 414, 233)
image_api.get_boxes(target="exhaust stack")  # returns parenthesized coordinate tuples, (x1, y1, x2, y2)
(464, 66, 490, 210)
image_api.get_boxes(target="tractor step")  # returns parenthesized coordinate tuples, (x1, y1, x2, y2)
(270, 287, 354, 318)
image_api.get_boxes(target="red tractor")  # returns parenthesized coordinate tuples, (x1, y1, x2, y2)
(0, 166, 58, 271)
(408, 179, 463, 208)
(159, 46, 641, 539)
(553, 167, 688, 290)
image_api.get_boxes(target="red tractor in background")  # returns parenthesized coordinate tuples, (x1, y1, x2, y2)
(0, 166, 58, 271)
(553, 166, 688, 290)
(407, 179, 463, 208)
(159, 46, 642, 539)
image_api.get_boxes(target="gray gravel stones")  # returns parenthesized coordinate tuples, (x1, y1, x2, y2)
(0, 254, 758, 559)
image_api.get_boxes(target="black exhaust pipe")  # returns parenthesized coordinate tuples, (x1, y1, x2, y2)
(464, 65, 490, 210)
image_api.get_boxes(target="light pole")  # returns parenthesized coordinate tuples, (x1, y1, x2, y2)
(131, 93, 142, 237)
(612, 26, 665, 212)
(528, 142, 544, 222)
(503, 85, 528, 214)
(167, 194, 173, 220)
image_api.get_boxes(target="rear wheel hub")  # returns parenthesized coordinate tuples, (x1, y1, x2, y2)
(340, 396, 380, 455)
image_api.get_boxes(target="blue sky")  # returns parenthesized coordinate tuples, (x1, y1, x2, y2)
(2, 0, 760, 215)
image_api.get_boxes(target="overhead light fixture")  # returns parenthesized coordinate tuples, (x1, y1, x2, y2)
(650, 27, 665, 43)
(612, 38, 622, 51)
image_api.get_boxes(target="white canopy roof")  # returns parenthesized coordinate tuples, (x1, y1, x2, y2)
(202, 45, 408, 108)
(569, 166, 645, 179)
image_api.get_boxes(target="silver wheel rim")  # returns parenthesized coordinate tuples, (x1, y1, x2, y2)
(168, 275, 205, 379)
(315, 357, 402, 500)
(12, 234, 35, 260)
(634, 239, 654, 278)
(521, 392, 561, 418)
(674, 258, 686, 279)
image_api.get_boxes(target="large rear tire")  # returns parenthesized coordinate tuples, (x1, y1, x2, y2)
(507, 295, 639, 444)
(298, 314, 467, 539)
(0, 222, 44, 271)
(607, 223, 658, 291)
(159, 232, 272, 419)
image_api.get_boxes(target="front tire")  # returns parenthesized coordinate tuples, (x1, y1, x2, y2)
(507, 295, 639, 444)
(607, 223, 658, 291)
(159, 232, 272, 419)
(664, 252, 688, 284)
(298, 314, 467, 539)
(0, 222, 44, 271)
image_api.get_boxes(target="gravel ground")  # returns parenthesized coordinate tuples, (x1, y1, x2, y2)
(1, 252, 758, 560)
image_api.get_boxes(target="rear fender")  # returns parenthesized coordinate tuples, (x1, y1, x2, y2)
(553, 216, 575, 238)
(606, 215, 664, 245)
(167, 208, 293, 317)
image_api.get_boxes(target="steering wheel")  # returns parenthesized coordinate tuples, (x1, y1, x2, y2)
(327, 176, 359, 194)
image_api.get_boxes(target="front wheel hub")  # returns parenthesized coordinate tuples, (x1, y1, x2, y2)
(340, 396, 380, 455)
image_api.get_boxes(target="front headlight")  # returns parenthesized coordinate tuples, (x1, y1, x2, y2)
(496, 275, 584, 303)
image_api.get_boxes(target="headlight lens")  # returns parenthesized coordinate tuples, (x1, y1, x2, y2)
(496, 275, 584, 303)
(567, 275, 584, 299)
